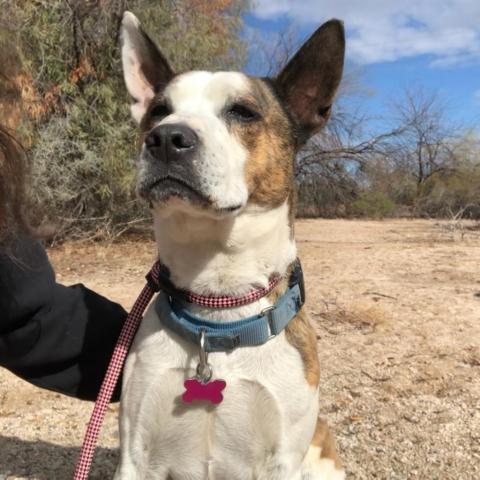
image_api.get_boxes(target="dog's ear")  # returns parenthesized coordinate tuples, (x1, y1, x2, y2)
(275, 19, 345, 143)
(120, 11, 174, 123)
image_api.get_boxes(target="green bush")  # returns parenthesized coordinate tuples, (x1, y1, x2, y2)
(349, 192, 396, 218)
(415, 169, 480, 218)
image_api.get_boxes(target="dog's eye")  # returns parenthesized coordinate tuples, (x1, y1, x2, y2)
(150, 103, 171, 119)
(227, 103, 258, 122)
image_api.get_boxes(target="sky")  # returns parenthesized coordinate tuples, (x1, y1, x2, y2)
(244, 0, 480, 130)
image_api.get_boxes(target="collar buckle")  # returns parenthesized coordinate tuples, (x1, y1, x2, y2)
(289, 259, 305, 306)
(260, 305, 277, 339)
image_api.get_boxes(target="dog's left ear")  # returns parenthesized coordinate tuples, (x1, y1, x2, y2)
(120, 11, 174, 123)
(275, 19, 345, 143)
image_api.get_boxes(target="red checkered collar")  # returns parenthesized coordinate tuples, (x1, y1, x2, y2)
(147, 261, 283, 309)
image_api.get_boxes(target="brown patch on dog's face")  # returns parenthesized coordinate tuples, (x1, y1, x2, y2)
(228, 77, 296, 208)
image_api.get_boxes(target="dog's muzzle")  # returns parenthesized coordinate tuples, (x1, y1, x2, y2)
(139, 123, 208, 204)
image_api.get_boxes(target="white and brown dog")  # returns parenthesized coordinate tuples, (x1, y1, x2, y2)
(116, 11, 345, 480)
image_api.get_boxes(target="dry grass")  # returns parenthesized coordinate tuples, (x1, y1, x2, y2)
(316, 299, 389, 333)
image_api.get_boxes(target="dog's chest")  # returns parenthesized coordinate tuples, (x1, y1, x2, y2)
(119, 302, 318, 479)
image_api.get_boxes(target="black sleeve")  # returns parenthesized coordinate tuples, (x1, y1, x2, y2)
(0, 236, 127, 401)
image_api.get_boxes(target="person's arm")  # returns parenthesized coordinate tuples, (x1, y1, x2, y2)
(0, 236, 127, 401)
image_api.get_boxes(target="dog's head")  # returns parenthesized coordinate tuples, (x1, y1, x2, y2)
(120, 12, 344, 219)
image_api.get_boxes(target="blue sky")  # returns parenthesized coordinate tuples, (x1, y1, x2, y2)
(244, 0, 480, 130)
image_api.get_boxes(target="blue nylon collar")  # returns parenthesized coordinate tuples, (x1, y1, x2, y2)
(154, 276, 304, 353)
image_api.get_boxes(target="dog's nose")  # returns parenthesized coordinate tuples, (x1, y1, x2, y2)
(145, 124, 198, 160)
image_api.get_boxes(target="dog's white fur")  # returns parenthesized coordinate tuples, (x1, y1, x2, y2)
(136, 71, 251, 211)
(116, 198, 318, 479)
(116, 12, 345, 480)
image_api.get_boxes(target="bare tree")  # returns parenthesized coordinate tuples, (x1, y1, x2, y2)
(389, 88, 461, 192)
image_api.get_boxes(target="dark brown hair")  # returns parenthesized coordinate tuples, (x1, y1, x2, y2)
(0, 31, 32, 246)
(0, 125, 29, 245)
(0, 56, 29, 245)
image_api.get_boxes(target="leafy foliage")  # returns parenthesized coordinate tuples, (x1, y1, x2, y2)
(349, 192, 396, 218)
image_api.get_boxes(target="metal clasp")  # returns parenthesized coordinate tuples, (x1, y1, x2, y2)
(196, 329, 213, 383)
(260, 305, 276, 339)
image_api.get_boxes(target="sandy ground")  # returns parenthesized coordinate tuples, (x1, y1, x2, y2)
(1, 219, 479, 479)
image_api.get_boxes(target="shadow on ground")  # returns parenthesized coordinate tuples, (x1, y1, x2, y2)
(0, 436, 118, 479)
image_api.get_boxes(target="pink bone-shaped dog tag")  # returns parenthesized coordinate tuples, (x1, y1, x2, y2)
(182, 378, 226, 405)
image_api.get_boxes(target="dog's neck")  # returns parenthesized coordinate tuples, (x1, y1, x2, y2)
(152, 200, 297, 298)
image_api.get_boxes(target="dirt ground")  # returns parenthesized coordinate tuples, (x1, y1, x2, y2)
(1, 219, 479, 479)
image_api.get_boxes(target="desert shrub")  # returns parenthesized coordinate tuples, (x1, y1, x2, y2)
(389, 177, 417, 207)
(30, 109, 143, 238)
(415, 169, 480, 219)
(25, 74, 142, 238)
(349, 191, 396, 218)
(295, 164, 358, 218)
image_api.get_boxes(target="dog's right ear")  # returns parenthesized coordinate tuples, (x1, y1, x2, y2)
(120, 11, 174, 123)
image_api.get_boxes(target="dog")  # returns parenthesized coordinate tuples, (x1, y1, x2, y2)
(115, 11, 345, 480)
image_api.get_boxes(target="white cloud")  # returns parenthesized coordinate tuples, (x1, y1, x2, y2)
(252, 0, 480, 66)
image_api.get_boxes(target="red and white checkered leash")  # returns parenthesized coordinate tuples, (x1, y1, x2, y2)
(73, 261, 162, 480)
(73, 261, 280, 479)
